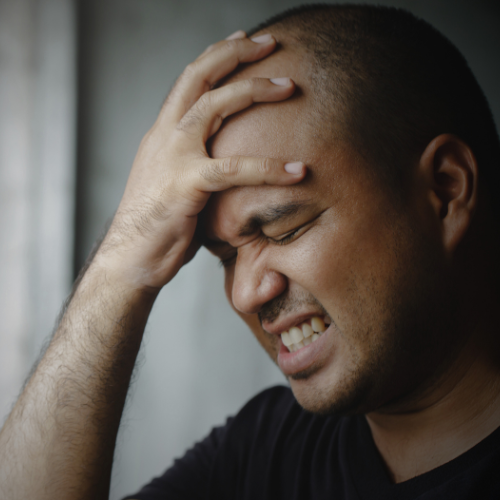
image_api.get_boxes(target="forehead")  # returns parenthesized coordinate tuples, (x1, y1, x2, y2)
(210, 37, 319, 160)
(205, 40, 364, 241)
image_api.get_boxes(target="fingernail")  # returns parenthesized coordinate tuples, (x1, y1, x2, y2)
(270, 77, 291, 86)
(251, 33, 273, 44)
(226, 30, 246, 41)
(284, 162, 304, 174)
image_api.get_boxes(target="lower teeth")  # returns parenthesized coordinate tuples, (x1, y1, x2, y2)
(289, 332, 321, 352)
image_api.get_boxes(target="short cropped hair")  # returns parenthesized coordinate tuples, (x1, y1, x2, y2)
(249, 4, 500, 205)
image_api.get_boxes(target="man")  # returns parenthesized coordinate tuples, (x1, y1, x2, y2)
(1, 4, 500, 499)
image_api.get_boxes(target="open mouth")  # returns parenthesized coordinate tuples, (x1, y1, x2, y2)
(280, 315, 331, 353)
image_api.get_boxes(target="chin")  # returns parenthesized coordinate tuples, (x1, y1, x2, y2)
(287, 365, 378, 416)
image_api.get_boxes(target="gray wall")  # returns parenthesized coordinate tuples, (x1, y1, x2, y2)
(0, 0, 76, 422)
(0, 1, 497, 499)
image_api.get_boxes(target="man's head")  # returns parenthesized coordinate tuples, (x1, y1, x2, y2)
(203, 5, 500, 416)
(248, 4, 500, 201)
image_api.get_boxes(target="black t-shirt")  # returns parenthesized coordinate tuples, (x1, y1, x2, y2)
(124, 386, 500, 500)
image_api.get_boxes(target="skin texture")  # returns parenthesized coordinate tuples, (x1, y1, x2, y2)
(204, 33, 500, 482)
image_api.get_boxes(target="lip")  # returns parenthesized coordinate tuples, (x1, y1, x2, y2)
(277, 323, 331, 376)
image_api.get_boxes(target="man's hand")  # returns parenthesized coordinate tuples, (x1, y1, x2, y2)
(0, 31, 304, 500)
(95, 30, 305, 290)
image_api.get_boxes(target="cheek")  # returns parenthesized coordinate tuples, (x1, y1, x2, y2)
(282, 213, 402, 339)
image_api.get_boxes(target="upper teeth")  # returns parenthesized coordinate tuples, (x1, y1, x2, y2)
(281, 316, 330, 353)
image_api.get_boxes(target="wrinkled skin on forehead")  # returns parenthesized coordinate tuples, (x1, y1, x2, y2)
(203, 40, 463, 416)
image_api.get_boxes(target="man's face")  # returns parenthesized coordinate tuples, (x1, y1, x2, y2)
(204, 43, 456, 415)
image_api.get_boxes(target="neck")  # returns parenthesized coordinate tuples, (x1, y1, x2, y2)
(365, 319, 500, 484)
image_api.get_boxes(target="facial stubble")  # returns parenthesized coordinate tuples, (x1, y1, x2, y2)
(261, 221, 463, 417)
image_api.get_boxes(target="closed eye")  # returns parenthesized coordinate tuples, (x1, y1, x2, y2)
(217, 210, 325, 267)
(265, 210, 326, 246)
(266, 227, 302, 245)
(217, 228, 298, 267)
(218, 227, 299, 266)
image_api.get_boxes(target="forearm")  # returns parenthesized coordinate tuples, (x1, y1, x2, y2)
(0, 31, 302, 500)
(0, 263, 156, 500)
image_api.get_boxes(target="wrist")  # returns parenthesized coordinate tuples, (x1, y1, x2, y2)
(81, 258, 162, 305)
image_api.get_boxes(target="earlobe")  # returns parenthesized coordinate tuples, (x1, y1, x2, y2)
(419, 134, 478, 255)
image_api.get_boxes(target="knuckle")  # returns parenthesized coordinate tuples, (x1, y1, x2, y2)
(222, 39, 239, 53)
(200, 162, 224, 186)
(211, 39, 241, 61)
(139, 128, 155, 147)
(182, 61, 198, 79)
(138, 126, 163, 153)
(162, 79, 181, 107)
(212, 113, 223, 130)
(181, 63, 210, 94)
(236, 77, 264, 98)
(197, 92, 213, 112)
(204, 43, 215, 54)
(258, 158, 273, 176)
(236, 79, 255, 94)
(177, 109, 203, 136)
(248, 77, 263, 88)
(224, 156, 242, 177)
(176, 92, 215, 134)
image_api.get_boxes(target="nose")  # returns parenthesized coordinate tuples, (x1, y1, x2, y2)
(231, 247, 287, 315)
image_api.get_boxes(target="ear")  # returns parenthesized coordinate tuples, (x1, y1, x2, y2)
(419, 134, 478, 255)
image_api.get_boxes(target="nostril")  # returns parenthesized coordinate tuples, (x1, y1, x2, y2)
(260, 271, 287, 298)
(232, 269, 287, 315)
(260, 272, 279, 294)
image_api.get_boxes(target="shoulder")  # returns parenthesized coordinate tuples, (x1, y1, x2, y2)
(207, 386, 348, 498)
(222, 385, 340, 453)
(207, 386, 302, 482)
(228, 385, 298, 431)
(239, 384, 297, 416)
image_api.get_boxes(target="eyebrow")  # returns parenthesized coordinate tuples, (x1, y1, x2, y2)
(237, 201, 309, 237)
(201, 201, 312, 248)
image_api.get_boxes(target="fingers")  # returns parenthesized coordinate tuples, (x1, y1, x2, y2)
(176, 77, 295, 142)
(201, 30, 246, 56)
(162, 34, 277, 124)
(193, 156, 306, 192)
(225, 30, 247, 41)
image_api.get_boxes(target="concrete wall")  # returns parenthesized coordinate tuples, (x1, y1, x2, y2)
(0, 0, 76, 422)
